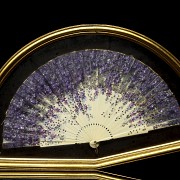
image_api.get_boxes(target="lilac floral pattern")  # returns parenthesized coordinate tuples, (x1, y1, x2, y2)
(2, 49, 180, 149)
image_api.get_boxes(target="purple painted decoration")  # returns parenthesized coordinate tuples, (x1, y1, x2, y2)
(2, 49, 180, 149)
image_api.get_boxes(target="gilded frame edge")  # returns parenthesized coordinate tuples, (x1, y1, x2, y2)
(0, 24, 180, 171)
(0, 171, 138, 180)
(1, 24, 180, 85)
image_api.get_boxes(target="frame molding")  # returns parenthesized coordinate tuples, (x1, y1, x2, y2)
(1, 24, 180, 87)
(0, 171, 138, 180)
(0, 24, 180, 175)
(0, 140, 179, 171)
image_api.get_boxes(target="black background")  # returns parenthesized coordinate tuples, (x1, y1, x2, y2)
(0, 2, 180, 180)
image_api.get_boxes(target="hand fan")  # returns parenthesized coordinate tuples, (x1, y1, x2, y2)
(2, 49, 180, 150)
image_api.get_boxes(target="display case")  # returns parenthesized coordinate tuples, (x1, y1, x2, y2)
(0, 24, 179, 179)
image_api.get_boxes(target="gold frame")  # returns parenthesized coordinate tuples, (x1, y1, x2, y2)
(0, 140, 179, 171)
(0, 24, 180, 178)
(0, 171, 139, 180)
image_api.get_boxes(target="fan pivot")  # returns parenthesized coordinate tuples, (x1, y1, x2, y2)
(89, 140, 99, 149)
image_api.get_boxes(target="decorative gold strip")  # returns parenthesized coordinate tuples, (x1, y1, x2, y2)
(0, 140, 179, 170)
(0, 171, 139, 180)
(1, 24, 180, 87)
(96, 139, 180, 168)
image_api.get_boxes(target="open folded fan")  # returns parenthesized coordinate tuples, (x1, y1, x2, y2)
(2, 49, 180, 149)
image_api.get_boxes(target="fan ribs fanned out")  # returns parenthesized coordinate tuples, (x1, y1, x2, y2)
(2, 50, 180, 149)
